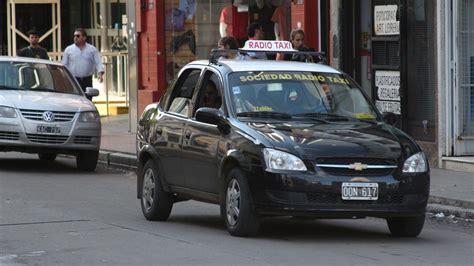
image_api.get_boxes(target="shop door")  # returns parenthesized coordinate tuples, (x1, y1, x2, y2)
(454, 0, 474, 155)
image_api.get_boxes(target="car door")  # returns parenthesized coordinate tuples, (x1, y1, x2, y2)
(153, 67, 202, 188)
(181, 69, 223, 194)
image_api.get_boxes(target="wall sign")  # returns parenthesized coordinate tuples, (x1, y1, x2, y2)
(375, 70, 400, 114)
(374, 5, 399, 35)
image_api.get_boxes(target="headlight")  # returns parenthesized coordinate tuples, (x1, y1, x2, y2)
(403, 152, 428, 173)
(263, 148, 307, 171)
(78, 111, 100, 123)
(0, 106, 17, 118)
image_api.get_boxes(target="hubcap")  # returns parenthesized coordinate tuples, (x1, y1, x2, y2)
(226, 179, 241, 226)
(142, 168, 155, 212)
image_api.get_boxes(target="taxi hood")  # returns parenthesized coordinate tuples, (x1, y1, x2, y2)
(246, 121, 415, 161)
(0, 90, 95, 112)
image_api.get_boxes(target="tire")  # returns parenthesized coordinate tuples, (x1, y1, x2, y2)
(220, 168, 259, 237)
(38, 153, 57, 161)
(386, 214, 425, 237)
(140, 159, 173, 221)
(76, 150, 99, 172)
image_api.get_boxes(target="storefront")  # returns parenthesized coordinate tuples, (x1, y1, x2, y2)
(136, 0, 325, 112)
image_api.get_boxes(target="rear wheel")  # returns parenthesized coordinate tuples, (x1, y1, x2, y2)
(76, 150, 99, 171)
(221, 168, 259, 237)
(38, 153, 57, 161)
(140, 159, 173, 221)
(386, 214, 425, 237)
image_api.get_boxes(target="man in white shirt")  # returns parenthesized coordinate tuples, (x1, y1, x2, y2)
(62, 28, 104, 100)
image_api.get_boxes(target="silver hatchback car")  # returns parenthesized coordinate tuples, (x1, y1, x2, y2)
(0, 56, 101, 171)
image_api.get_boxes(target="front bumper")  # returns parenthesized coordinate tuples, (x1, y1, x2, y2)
(248, 169, 430, 218)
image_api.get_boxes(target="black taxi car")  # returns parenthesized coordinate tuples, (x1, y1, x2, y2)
(136, 41, 429, 237)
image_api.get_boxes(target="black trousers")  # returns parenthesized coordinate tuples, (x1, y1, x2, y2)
(75, 76, 93, 100)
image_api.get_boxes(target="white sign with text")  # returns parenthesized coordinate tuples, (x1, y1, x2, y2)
(374, 5, 400, 35)
(375, 70, 400, 114)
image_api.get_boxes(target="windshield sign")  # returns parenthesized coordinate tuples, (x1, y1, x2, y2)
(0, 62, 82, 95)
(229, 71, 379, 121)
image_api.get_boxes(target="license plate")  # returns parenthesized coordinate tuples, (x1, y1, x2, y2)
(342, 182, 378, 200)
(37, 125, 60, 134)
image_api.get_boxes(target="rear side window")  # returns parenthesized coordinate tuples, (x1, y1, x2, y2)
(166, 68, 201, 116)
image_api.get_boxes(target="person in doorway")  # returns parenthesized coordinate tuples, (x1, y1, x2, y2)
(62, 28, 104, 100)
(17, 29, 49, 60)
(246, 22, 267, 60)
(218, 36, 241, 59)
(283, 28, 319, 62)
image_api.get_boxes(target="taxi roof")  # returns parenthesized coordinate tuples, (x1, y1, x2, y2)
(190, 59, 342, 74)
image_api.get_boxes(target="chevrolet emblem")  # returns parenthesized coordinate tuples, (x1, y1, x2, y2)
(349, 162, 368, 171)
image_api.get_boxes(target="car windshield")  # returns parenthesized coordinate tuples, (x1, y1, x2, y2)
(228, 71, 379, 121)
(0, 61, 82, 95)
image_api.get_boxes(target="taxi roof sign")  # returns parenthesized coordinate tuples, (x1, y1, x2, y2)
(242, 40, 296, 52)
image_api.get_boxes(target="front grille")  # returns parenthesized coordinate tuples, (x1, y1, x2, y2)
(20, 109, 75, 122)
(315, 158, 397, 176)
(305, 192, 404, 205)
(74, 136, 92, 144)
(267, 190, 405, 206)
(26, 134, 69, 144)
(0, 131, 19, 140)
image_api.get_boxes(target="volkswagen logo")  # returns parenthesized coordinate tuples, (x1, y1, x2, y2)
(42, 111, 55, 122)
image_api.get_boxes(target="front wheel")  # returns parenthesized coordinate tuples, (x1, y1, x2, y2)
(386, 214, 425, 237)
(140, 159, 173, 221)
(76, 150, 99, 171)
(221, 168, 259, 237)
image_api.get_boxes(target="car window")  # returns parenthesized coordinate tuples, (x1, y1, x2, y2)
(228, 71, 379, 120)
(0, 62, 82, 95)
(194, 71, 222, 115)
(166, 68, 201, 116)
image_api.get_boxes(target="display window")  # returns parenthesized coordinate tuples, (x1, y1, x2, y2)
(164, 0, 293, 81)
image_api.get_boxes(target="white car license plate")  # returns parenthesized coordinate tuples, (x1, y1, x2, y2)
(37, 125, 60, 134)
(342, 182, 378, 200)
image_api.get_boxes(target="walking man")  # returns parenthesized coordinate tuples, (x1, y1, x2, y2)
(62, 28, 104, 100)
(17, 29, 49, 60)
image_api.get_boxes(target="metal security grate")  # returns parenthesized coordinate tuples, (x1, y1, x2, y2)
(459, 0, 474, 136)
(20, 109, 76, 122)
(0, 131, 19, 140)
(26, 134, 68, 144)
(74, 136, 92, 144)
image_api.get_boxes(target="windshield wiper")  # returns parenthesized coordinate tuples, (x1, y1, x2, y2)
(236, 111, 292, 119)
(0, 85, 21, 90)
(295, 112, 378, 124)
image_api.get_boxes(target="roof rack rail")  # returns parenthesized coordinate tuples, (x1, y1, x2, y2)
(209, 49, 326, 65)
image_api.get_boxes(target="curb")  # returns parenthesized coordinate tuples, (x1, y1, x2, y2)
(99, 150, 137, 170)
(101, 150, 474, 220)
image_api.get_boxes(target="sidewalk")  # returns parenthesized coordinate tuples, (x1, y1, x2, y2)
(99, 114, 474, 219)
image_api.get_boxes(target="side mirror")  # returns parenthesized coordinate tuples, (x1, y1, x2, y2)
(195, 107, 230, 134)
(85, 87, 100, 98)
(383, 112, 398, 126)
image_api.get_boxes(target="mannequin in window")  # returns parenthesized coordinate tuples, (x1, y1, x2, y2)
(219, 1, 249, 44)
(271, 0, 291, 41)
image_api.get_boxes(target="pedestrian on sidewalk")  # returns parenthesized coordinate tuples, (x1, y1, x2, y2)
(62, 28, 104, 100)
(283, 28, 319, 63)
(17, 29, 49, 60)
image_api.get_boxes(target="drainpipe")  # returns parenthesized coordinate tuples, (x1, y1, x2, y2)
(329, 0, 343, 69)
(100, 0, 110, 116)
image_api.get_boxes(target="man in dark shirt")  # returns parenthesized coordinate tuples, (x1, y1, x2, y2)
(17, 30, 49, 60)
